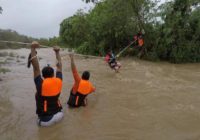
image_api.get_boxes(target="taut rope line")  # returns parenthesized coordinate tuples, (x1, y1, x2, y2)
(0, 40, 136, 59)
(0, 40, 104, 59)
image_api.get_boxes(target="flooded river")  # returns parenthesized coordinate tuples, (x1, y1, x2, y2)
(1, 48, 200, 140)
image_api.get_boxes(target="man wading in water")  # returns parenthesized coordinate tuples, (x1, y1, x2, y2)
(29, 41, 63, 127)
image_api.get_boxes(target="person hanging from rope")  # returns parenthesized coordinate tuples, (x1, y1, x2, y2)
(138, 32, 144, 47)
(133, 32, 144, 48)
(29, 41, 63, 127)
(105, 51, 121, 72)
(133, 35, 138, 46)
(131, 31, 145, 57)
(67, 53, 95, 107)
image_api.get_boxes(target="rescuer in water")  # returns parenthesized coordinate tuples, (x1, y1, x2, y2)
(29, 41, 63, 127)
(67, 53, 95, 107)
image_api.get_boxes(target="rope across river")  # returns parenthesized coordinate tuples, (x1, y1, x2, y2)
(0, 40, 135, 59)
(0, 40, 105, 59)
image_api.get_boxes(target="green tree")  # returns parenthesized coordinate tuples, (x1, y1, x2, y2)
(48, 37, 62, 46)
(61, 0, 200, 63)
(60, 9, 89, 48)
(61, 0, 155, 55)
(154, 0, 200, 63)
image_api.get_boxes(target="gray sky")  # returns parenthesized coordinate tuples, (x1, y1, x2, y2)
(0, 0, 93, 38)
(0, 0, 166, 39)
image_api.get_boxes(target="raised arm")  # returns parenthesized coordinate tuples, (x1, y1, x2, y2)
(53, 46, 62, 72)
(69, 53, 81, 82)
(30, 41, 40, 78)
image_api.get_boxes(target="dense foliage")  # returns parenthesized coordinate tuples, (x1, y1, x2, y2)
(154, 0, 200, 63)
(60, 0, 200, 63)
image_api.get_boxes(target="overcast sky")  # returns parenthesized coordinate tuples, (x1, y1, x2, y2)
(0, 0, 93, 38)
(0, 0, 166, 39)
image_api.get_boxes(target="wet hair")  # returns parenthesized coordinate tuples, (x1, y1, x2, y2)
(42, 66, 54, 78)
(82, 71, 90, 80)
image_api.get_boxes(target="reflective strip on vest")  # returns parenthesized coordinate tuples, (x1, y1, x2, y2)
(44, 100, 47, 112)
(42, 78, 62, 96)
(77, 80, 93, 95)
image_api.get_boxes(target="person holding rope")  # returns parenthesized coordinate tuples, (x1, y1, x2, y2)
(133, 32, 144, 48)
(67, 53, 95, 107)
(131, 32, 145, 57)
(105, 51, 121, 72)
(29, 41, 63, 127)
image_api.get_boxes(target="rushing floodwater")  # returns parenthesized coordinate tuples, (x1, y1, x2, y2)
(0, 48, 200, 140)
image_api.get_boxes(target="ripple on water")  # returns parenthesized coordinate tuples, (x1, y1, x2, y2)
(1, 49, 200, 140)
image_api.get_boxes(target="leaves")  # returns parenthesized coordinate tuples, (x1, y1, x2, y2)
(153, 0, 200, 63)
(59, 0, 200, 63)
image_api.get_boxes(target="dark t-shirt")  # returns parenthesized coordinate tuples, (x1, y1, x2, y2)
(34, 71, 62, 121)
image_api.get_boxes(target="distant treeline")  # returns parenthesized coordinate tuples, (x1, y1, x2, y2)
(60, 0, 200, 63)
(0, 29, 62, 49)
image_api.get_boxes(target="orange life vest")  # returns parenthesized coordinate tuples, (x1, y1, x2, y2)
(42, 78, 62, 96)
(67, 79, 94, 107)
(138, 38, 144, 47)
(77, 80, 94, 95)
(37, 78, 62, 116)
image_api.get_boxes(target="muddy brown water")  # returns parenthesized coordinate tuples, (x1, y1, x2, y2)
(0, 48, 200, 140)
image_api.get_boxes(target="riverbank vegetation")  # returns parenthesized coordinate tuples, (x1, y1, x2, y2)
(1, 0, 200, 63)
(0, 29, 61, 49)
(0, 67, 10, 74)
(60, 0, 200, 63)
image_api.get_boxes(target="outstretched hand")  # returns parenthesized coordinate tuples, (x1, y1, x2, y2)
(31, 41, 40, 49)
(53, 46, 60, 52)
